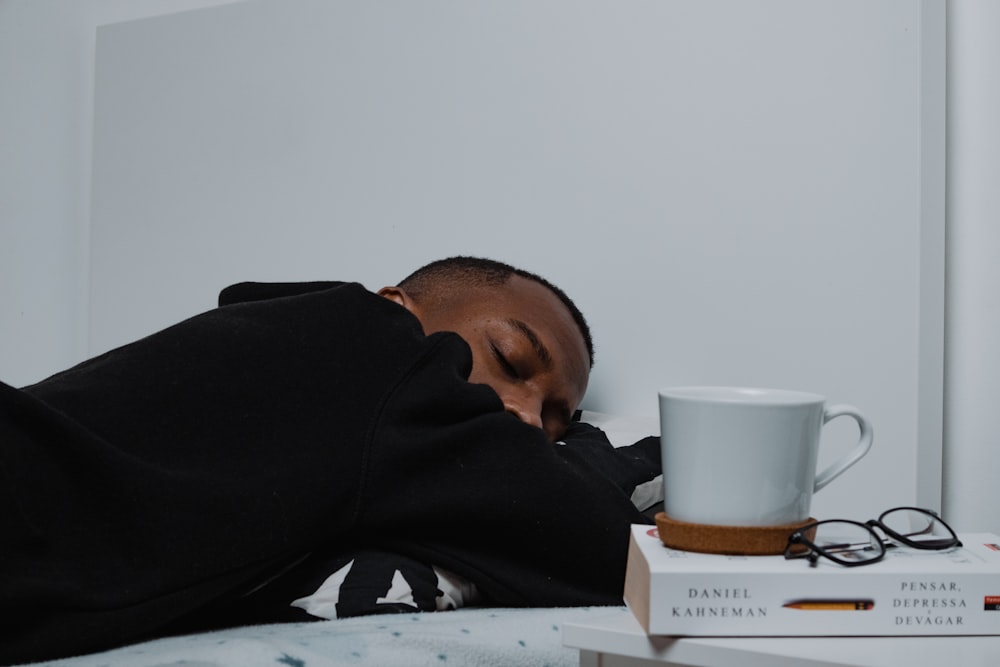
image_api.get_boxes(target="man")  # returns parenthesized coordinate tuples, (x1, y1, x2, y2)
(0, 256, 658, 664)
(381, 257, 592, 441)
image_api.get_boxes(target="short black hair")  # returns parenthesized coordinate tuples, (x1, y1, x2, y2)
(399, 256, 595, 367)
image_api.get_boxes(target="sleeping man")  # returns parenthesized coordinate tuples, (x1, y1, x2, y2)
(0, 256, 660, 664)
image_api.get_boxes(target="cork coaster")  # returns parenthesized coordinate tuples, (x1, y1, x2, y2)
(654, 512, 816, 556)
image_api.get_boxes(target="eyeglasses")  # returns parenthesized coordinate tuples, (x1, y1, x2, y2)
(784, 507, 962, 567)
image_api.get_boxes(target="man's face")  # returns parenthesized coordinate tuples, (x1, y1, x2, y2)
(381, 275, 590, 441)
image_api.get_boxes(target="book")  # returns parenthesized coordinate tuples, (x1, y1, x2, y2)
(624, 523, 1000, 636)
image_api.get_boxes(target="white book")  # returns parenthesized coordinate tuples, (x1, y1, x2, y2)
(624, 523, 1000, 636)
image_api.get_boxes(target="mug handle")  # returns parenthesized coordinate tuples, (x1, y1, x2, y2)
(813, 404, 874, 492)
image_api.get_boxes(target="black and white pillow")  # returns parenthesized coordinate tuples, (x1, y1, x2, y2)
(291, 550, 480, 619)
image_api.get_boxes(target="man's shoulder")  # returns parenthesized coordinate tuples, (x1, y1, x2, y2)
(217, 281, 353, 307)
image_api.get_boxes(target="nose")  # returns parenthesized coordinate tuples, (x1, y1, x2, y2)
(502, 393, 543, 431)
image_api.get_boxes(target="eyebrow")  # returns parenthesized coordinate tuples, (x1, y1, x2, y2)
(504, 318, 553, 370)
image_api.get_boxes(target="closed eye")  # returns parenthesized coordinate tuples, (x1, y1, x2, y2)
(491, 343, 519, 379)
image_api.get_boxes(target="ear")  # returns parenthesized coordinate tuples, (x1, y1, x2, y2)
(377, 286, 421, 317)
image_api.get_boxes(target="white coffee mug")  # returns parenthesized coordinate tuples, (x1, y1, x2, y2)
(658, 386, 873, 527)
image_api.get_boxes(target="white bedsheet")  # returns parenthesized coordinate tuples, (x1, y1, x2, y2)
(21, 606, 622, 667)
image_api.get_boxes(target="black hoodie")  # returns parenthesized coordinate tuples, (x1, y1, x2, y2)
(0, 282, 658, 664)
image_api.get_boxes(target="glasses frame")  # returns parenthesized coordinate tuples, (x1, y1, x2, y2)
(785, 507, 962, 568)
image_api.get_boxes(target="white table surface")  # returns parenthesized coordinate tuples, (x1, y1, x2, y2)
(562, 608, 1000, 667)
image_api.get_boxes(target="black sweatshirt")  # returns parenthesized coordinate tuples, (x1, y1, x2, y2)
(0, 282, 658, 664)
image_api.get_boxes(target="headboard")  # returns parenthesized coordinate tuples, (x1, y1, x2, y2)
(89, 0, 945, 521)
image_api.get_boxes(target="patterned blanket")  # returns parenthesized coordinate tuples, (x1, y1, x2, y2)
(20, 606, 623, 667)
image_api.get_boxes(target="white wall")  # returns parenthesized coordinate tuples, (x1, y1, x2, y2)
(0, 0, 242, 387)
(943, 0, 1000, 535)
(2, 0, 996, 535)
(86, 0, 943, 524)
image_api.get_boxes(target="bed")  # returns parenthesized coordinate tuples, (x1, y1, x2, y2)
(12, 413, 660, 667)
(25, 606, 624, 667)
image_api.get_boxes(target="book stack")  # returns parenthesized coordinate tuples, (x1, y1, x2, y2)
(623, 523, 1000, 636)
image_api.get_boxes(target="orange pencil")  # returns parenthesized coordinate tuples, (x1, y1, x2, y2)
(783, 599, 875, 611)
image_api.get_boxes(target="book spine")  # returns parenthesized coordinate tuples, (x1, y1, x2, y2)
(643, 572, 1000, 636)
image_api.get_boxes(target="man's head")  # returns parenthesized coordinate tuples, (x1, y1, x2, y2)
(379, 256, 593, 441)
